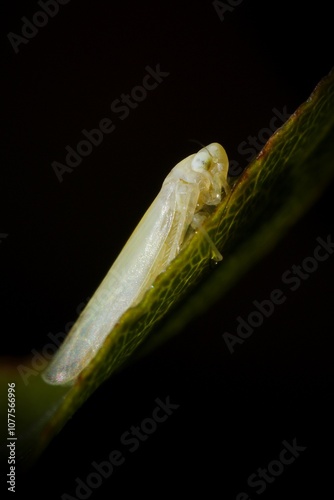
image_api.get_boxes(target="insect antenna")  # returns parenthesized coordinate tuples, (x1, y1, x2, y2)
(188, 138, 206, 149)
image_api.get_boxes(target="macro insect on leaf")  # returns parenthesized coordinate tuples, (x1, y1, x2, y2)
(42, 143, 230, 385)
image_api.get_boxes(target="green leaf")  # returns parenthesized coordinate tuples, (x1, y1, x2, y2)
(2, 69, 333, 465)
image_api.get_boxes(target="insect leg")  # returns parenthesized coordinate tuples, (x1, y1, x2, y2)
(191, 213, 223, 262)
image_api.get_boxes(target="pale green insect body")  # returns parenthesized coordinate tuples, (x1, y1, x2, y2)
(42, 143, 229, 385)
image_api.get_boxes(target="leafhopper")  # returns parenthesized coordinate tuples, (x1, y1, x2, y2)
(42, 143, 230, 385)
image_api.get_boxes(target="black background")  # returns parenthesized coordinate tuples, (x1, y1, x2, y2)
(1, 0, 333, 498)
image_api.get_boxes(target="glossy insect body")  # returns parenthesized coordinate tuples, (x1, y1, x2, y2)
(42, 143, 229, 385)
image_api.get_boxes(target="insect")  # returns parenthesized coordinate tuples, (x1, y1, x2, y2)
(42, 143, 230, 385)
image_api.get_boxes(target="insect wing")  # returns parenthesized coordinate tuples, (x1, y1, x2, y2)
(42, 171, 200, 384)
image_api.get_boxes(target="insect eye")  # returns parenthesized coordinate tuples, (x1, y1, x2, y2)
(191, 151, 210, 171)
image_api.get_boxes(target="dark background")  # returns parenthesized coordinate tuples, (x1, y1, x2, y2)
(1, 0, 333, 498)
